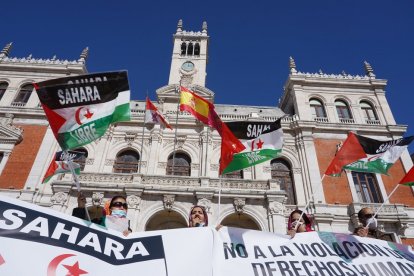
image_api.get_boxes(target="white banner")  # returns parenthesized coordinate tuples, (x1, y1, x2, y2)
(1, 196, 414, 276)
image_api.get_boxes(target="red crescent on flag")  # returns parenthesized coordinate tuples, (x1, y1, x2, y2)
(75, 107, 83, 125)
(47, 254, 75, 276)
(61, 162, 69, 170)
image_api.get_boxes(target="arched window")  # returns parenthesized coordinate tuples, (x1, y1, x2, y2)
(0, 82, 8, 101)
(335, 100, 352, 121)
(146, 210, 187, 231)
(194, 43, 200, 56)
(167, 152, 191, 176)
(271, 159, 296, 204)
(13, 84, 33, 106)
(309, 98, 327, 119)
(72, 148, 88, 171)
(187, 43, 193, 56)
(360, 101, 378, 123)
(113, 150, 140, 173)
(352, 172, 383, 203)
(221, 170, 244, 179)
(180, 42, 187, 55)
(220, 213, 261, 230)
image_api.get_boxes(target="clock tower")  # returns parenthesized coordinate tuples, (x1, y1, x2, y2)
(168, 19, 209, 87)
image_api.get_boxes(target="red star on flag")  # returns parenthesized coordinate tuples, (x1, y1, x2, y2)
(63, 261, 88, 276)
(84, 109, 94, 119)
(0, 254, 5, 266)
(256, 139, 264, 149)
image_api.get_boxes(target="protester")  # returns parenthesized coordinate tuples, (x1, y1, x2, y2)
(72, 193, 104, 225)
(188, 205, 208, 227)
(72, 194, 132, 236)
(287, 209, 312, 238)
(354, 207, 384, 239)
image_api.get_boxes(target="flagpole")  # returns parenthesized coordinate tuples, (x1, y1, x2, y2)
(139, 95, 147, 174)
(366, 183, 401, 229)
(217, 176, 222, 225)
(204, 127, 210, 176)
(64, 150, 91, 222)
(294, 174, 326, 230)
(171, 81, 182, 175)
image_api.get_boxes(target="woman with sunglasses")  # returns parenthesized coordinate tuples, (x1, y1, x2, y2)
(287, 209, 313, 238)
(72, 194, 132, 236)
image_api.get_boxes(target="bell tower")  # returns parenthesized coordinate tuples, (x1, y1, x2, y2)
(168, 19, 209, 87)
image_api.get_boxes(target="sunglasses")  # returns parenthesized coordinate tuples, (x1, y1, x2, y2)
(363, 213, 377, 219)
(111, 202, 128, 209)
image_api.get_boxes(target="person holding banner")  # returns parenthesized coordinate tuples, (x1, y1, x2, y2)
(189, 206, 208, 227)
(353, 207, 385, 240)
(287, 210, 313, 238)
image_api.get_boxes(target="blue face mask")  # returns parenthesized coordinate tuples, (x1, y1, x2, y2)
(111, 209, 127, 218)
(194, 222, 205, 227)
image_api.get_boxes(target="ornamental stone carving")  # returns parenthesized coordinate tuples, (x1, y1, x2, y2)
(86, 158, 94, 165)
(91, 192, 104, 206)
(197, 198, 212, 213)
(158, 162, 167, 169)
(233, 198, 246, 215)
(268, 201, 284, 215)
(105, 159, 115, 166)
(263, 166, 271, 173)
(191, 163, 199, 170)
(127, 195, 141, 210)
(210, 164, 218, 171)
(213, 142, 221, 150)
(176, 135, 187, 149)
(163, 195, 175, 211)
(51, 192, 67, 205)
(125, 132, 137, 146)
(292, 168, 302, 174)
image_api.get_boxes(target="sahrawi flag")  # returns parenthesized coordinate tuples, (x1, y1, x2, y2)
(145, 97, 172, 129)
(34, 71, 130, 150)
(222, 119, 283, 174)
(325, 132, 414, 176)
(42, 151, 84, 183)
(399, 166, 414, 186)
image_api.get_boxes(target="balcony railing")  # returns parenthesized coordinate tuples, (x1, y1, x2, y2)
(314, 117, 329, 123)
(366, 119, 381, 125)
(339, 118, 355, 124)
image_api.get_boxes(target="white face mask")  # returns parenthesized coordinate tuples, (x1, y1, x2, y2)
(111, 209, 127, 218)
(366, 217, 378, 230)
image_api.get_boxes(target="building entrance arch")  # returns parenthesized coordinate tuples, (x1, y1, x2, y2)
(221, 213, 261, 230)
(145, 210, 187, 231)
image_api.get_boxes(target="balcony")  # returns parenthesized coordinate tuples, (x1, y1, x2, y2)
(339, 118, 355, 124)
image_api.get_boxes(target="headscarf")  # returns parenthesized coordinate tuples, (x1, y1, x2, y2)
(287, 210, 312, 232)
(188, 205, 208, 227)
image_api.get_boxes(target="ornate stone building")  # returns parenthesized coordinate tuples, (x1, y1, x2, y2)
(0, 21, 413, 245)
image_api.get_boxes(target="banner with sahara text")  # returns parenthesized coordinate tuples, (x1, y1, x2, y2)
(1, 196, 414, 276)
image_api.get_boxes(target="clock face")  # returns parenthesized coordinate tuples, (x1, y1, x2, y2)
(181, 61, 195, 72)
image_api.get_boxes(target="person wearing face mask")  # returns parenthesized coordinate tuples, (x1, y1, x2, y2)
(354, 207, 384, 239)
(188, 205, 208, 227)
(104, 196, 132, 236)
(287, 210, 313, 238)
(72, 194, 132, 236)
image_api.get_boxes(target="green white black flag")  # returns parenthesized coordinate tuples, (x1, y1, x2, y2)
(222, 119, 283, 174)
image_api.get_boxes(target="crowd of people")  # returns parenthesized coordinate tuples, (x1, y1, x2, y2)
(72, 194, 383, 240)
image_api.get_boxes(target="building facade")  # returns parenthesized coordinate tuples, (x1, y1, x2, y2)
(1, 21, 413, 245)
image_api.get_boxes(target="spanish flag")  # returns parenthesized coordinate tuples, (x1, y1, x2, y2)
(179, 86, 245, 174)
(180, 86, 220, 129)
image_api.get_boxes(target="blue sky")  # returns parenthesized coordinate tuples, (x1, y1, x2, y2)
(1, 1, 413, 153)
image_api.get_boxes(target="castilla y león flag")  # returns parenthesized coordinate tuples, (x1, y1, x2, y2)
(222, 119, 283, 174)
(34, 71, 131, 150)
(325, 132, 414, 176)
(145, 97, 172, 129)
